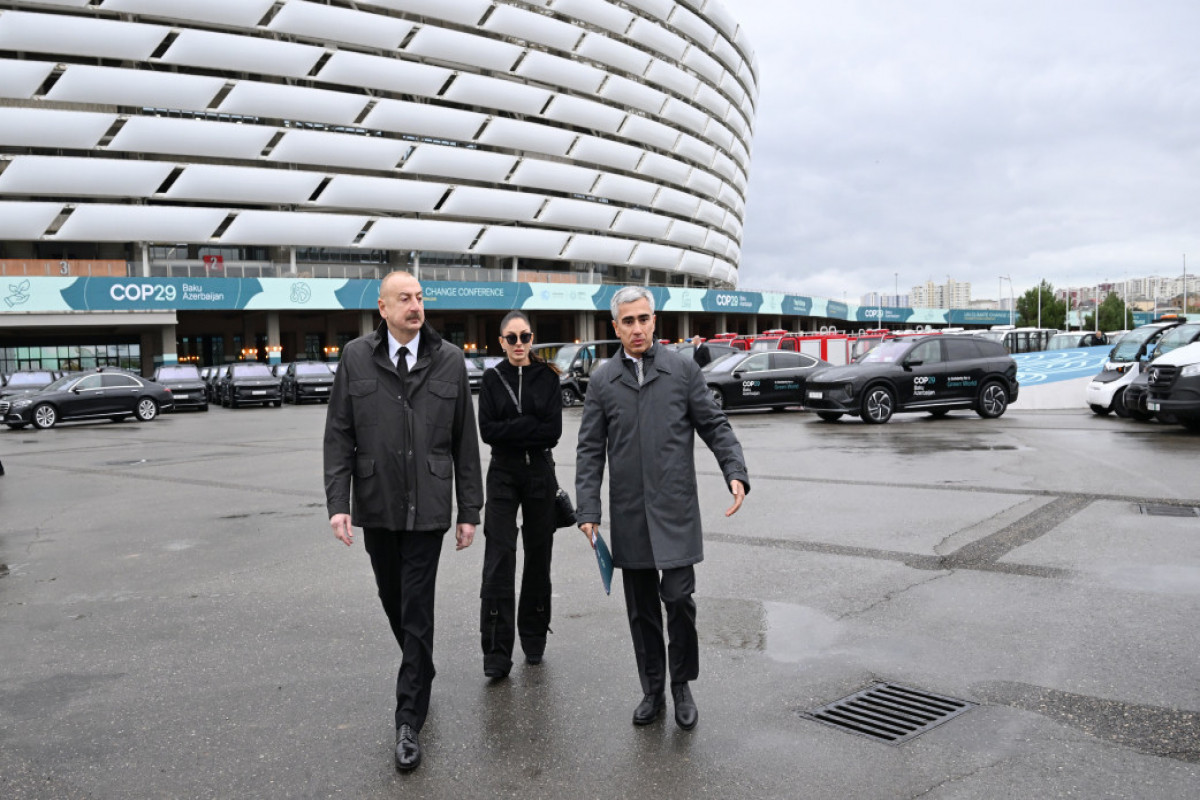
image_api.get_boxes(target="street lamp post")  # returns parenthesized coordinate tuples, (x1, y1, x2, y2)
(999, 275, 1014, 326)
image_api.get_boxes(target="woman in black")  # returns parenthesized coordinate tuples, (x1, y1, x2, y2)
(478, 311, 563, 679)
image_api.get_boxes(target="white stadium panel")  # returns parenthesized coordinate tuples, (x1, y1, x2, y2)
(659, 98, 709, 137)
(704, 229, 732, 256)
(685, 168, 723, 199)
(363, 100, 486, 143)
(570, 135, 643, 172)
(16, 0, 88, 6)
(727, 190, 746, 220)
(693, 83, 730, 120)
(710, 151, 738, 183)
(361, 0, 491, 27)
(402, 145, 517, 183)
(592, 173, 658, 206)
(676, 134, 710, 169)
(665, 220, 707, 248)
(218, 83, 368, 127)
(729, 163, 749, 195)
(560, 233, 636, 264)
(735, 25, 757, 67)
(617, 115, 679, 152)
(0, 60, 54, 99)
(695, 199, 726, 228)
(737, 60, 757, 95)
(220, 211, 367, 247)
(484, 5, 583, 53)
(718, 63, 744, 101)
(730, 137, 752, 171)
(269, 130, 410, 170)
(703, 1, 741, 42)
(597, 74, 667, 116)
(516, 51, 605, 96)
(477, 118, 577, 158)
(443, 74, 552, 117)
(472, 227, 570, 259)
(439, 187, 546, 223)
(108, 117, 276, 160)
(575, 33, 653, 76)
(46, 65, 224, 111)
(54, 205, 226, 242)
(724, 105, 749, 139)
(314, 176, 449, 213)
(668, 6, 716, 49)
(548, 0, 633, 36)
(404, 25, 522, 73)
(269, 1, 414, 51)
(508, 160, 600, 195)
(100, 0, 276, 28)
(611, 209, 671, 239)
(629, 242, 683, 270)
(651, 186, 701, 217)
(0, 11, 168, 62)
(711, 35, 741, 78)
(0, 202, 63, 239)
(725, 213, 743, 242)
(626, 18, 688, 62)
(622, 0, 672, 22)
(644, 59, 700, 101)
(317, 52, 451, 100)
(0, 157, 173, 198)
(0, 108, 115, 150)
(681, 46, 723, 86)
(679, 249, 715, 277)
(703, 118, 736, 152)
(536, 197, 619, 230)
(637, 151, 693, 187)
(160, 30, 323, 79)
(710, 258, 736, 284)
(359, 219, 483, 252)
(165, 166, 325, 205)
(542, 95, 626, 134)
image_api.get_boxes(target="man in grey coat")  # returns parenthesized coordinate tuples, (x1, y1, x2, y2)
(324, 270, 482, 772)
(576, 286, 749, 730)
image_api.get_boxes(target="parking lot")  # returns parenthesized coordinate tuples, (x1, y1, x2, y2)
(1, 403, 1198, 799)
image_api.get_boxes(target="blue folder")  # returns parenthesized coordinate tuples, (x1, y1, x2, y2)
(591, 531, 614, 595)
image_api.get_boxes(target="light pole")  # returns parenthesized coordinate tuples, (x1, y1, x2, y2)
(894, 272, 898, 306)
(999, 275, 1014, 326)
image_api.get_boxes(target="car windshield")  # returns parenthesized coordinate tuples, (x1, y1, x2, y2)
(858, 341, 912, 364)
(1153, 323, 1200, 357)
(44, 374, 82, 391)
(6, 371, 54, 386)
(295, 363, 331, 375)
(157, 365, 201, 379)
(1045, 334, 1082, 350)
(551, 345, 580, 373)
(1110, 325, 1168, 362)
(232, 364, 273, 377)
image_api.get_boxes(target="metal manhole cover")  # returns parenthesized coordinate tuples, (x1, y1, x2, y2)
(802, 683, 975, 744)
(1139, 504, 1200, 518)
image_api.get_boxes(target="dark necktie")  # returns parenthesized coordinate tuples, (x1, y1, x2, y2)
(396, 346, 409, 381)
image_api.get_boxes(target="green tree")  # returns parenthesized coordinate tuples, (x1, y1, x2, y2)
(1086, 292, 1129, 331)
(1015, 280, 1066, 328)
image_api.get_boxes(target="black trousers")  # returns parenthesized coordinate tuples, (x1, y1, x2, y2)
(622, 566, 699, 695)
(363, 527, 444, 732)
(479, 454, 556, 672)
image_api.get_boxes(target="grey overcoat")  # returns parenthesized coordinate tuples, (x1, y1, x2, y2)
(575, 343, 749, 569)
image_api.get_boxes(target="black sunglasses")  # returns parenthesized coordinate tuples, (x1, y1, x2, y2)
(502, 332, 533, 345)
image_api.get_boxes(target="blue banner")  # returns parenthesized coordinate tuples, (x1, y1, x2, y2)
(700, 290, 763, 313)
(782, 295, 812, 316)
(947, 309, 1013, 326)
(58, 277, 264, 310)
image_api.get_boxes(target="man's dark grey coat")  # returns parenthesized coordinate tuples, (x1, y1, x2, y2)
(575, 343, 749, 569)
(324, 322, 482, 532)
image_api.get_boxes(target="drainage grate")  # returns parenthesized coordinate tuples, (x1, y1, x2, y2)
(1139, 504, 1200, 518)
(802, 683, 975, 744)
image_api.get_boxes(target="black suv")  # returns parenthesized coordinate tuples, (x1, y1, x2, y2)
(151, 364, 208, 411)
(804, 335, 1019, 424)
(280, 361, 334, 404)
(218, 362, 282, 408)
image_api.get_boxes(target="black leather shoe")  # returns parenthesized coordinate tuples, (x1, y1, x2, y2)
(525, 653, 543, 666)
(484, 665, 510, 680)
(632, 692, 665, 725)
(395, 724, 421, 772)
(672, 683, 698, 730)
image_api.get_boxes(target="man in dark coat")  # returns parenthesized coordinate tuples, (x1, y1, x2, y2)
(576, 286, 749, 731)
(324, 270, 482, 772)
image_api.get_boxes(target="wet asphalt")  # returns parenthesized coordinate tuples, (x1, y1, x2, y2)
(1, 402, 1198, 799)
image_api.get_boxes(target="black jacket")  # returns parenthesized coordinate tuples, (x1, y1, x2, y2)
(324, 321, 483, 531)
(478, 360, 562, 459)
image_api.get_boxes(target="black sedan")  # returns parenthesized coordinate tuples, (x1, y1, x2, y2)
(2, 369, 173, 429)
(281, 361, 334, 404)
(151, 364, 208, 411)
(704, 350, 830, 411)
(218, 362, 282, 408)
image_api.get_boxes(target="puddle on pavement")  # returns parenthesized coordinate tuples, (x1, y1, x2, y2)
(702, 598, 844, 663)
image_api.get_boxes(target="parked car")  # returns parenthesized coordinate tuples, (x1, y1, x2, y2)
(151, 364, 208, 411)
(0, 370, 57, 404)
(203, 366, 227, 404)
(1146, 340, 1200, 431)
(705, 350, 830, 411)
(533, 340, 624, 407)
(666, 342, 739, 366)
(1045, 331, 1110, 350)
(2, 369, 173, 429)
(466, 355, 503, 392)
(1086, 319, 1184, 416)
(804, 335, 1018, 424)
(280, 361, 334, 404)
(1121, 323, 1200, 421)
(218, 362, 282, 408)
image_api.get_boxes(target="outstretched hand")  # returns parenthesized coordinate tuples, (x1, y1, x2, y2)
(725, 479, 745, 517)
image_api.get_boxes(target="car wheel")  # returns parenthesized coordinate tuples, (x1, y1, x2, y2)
(1090, 403, 1112, 416)
(816, 412, 843, 422)
(135, 397, 159, 422)
(561, 387, 580, 407)
(1182, 419, 1200, 433)
(1129, 408, 1154, 422)
(928, 409, 950, 418)
(709, 387, 725, 410)
(32, 403, 58, 429)
(272, 400, 282, 408)
(976, 381, 1009, 419)
(860, 385, 895, 424)
(1112, 388, 1130, 418)
(199, 404, 208, 412)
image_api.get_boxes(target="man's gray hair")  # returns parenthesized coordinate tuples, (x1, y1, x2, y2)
(610, 286, 655, 319)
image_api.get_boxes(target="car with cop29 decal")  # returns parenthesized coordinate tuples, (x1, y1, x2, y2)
(704, 350, 830, 411)
(803, 335, 1018, 424)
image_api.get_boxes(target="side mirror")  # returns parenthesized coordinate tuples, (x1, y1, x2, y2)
(904, 359, 924, 369)
(732, 371, 743, 379)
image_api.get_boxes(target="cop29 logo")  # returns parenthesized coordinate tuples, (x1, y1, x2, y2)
(913, 376, 936, 386)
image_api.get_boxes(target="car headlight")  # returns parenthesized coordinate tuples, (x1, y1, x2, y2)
(11, 399, 33, 408)
(1181, 363, 1200, 378)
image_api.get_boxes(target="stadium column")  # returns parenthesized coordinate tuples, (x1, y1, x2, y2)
(160, 324, 178, 366)
(141, 243, 151, 278)
(267, 312, 281, 364)
(359, 311, 374, 337)
(679, 311, 691, 341)
(716, 314, 728, 334)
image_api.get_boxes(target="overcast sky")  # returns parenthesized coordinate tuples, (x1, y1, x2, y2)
(731, 0, 1200, 302)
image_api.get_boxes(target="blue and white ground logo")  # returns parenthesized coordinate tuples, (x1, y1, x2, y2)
(1012, 346, 1111, 385)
